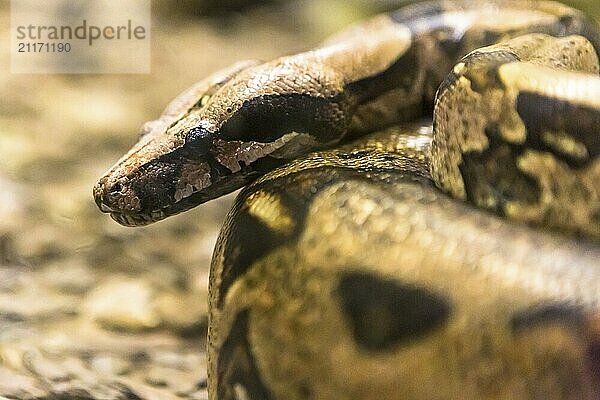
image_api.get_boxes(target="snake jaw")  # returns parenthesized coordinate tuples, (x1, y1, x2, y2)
(109, 211, 160, 227)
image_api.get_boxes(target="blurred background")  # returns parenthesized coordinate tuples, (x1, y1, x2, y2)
(0, 0, 598, 399)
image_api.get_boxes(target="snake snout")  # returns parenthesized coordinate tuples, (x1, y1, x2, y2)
(93, 176, 141, 215)
(93, 179, 113, 213)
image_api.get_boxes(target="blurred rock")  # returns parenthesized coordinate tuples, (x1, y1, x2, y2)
(0, 366, 47, 399)
(39, 258, 96, 294)
(156, 291, 208, 335)
(21, 347, 73, 382)
(89, 355, 132, 376)
(0, 286, 78, 322)
(84, 277, 160, 331)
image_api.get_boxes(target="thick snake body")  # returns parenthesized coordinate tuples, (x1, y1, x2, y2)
(213, 126, 600, 400)
(93, 1, 600, 399)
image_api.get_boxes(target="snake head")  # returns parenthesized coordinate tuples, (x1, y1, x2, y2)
(93, 60, 261, 226)
(93, 54, 350, 226)
(93, 20, 419, 226)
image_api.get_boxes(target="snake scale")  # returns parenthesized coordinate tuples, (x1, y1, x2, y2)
(94, 1, 600, 399)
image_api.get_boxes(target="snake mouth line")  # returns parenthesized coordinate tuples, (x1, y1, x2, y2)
(110, 212, 160, 227)
(109, 190, 210, 227)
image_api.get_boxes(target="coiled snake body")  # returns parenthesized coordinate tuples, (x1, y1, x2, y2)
(94, 1, 600, 399)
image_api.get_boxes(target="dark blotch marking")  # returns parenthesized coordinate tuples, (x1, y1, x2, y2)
(447, 50, 519, 95)
(217, 167, 367, 306)
(217, 166, 422, 307)
(133, 147, 238, 215)
(217, 310, 273, 400)
(132, 158, 179, 212)
(589, 337, 600, 386)
(460, 127, 541, 215)
(219, 93, 348, 144)
(391, 3, 523, 99)
(346, 38, 421, 105)
(512, 303, 600, 389)
(391, 1, 600, 55)
(337, 271, 450, 351)
(589, 335, 600, 392)
(135, 145, 288, 220)
(516, 91, 600, 167)
(454, 58, 600, 218)
(389, 1, 532, 50)
(217, 168, 330, 307)
(217, 197, 293, 307)
(511, 303, 585, 333)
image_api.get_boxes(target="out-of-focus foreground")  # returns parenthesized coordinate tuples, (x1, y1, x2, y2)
(0, 0, 598, 399)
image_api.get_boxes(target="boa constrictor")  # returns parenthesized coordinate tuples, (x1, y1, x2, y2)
(94, 1, 600, 399)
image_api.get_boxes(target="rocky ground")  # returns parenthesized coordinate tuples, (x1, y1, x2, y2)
(0, 0, 598, 399)
(0, 1, 317, 398)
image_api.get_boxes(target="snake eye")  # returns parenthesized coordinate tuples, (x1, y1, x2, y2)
(184, 126, 213, 156)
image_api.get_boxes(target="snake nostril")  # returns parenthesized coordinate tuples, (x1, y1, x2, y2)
(97, 178, 128, 212)
(93, 180, 115, 213)
(109, 182, 123, 197)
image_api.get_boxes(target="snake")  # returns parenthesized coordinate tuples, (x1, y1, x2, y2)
(93, 1, 600, 399)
